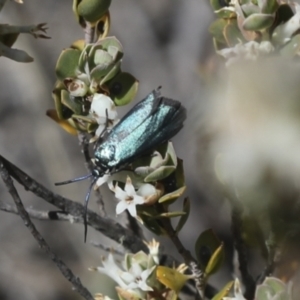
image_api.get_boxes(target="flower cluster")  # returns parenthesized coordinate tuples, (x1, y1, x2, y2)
(209, 0, 300, 66)
(90, 240, 191, 300)
(90, 240, 159, 299)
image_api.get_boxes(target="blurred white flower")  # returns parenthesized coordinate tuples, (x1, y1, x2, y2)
(92, 250, 158, 298)
(218, 41, 274, 66)
(202, 59, 300, 193)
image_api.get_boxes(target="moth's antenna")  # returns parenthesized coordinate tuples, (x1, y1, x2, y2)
(84, 176, 98, 243)
(55, 174, 93, 186)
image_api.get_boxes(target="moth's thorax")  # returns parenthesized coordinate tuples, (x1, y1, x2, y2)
(94, 143, 117, 169)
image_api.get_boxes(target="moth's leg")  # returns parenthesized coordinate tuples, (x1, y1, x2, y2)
(94, 109, 109, 149)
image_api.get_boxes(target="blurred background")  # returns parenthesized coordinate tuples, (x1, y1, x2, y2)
(0, 1, 233, 299)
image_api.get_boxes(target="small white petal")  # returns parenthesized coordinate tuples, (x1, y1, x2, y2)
(127, 203, 138, 217)
(116, 201, 128, 215)
(107, 181, 114, 191)
(137, 280, 153, 291)
(95, 174, 111, 189)
(114, 185, 128, 201)
(96, 253, 126, 288)
(124, 177, 135, 196)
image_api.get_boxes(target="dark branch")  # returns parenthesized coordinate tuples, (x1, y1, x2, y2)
(0, 159, 94, 300)
(0, 201, 82, 222)
(0, 154, 148, 254)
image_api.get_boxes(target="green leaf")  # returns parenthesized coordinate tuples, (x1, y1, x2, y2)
(144, 165, 176, 182)
(259, 0, 278, 14)
(204, 243, 224, 275)
(212, 281, 234, 300)
(156, 266, 190, 293)
(255, 284, 275, 299)
(263, 277, 286, 293)
(60, 90, 83, 115)
(224, 19, 246, 47)
(77, 0, 111, 23)
(175, 197, 190, 233)
(55, 48, 81, 81)
(0, 41, 33, 62)
(158, 186, 186, 203)
(209, 19, 228, 45)
(157, 211, 186, 218)
(195, 229, 222, 270)
(107, 72, 138, 106)
(242, 13, 274, 31)
(241, 3, 260, 17)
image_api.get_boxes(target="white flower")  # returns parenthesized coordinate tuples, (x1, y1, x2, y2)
(92, 253, 127, 289)
(120, 262, 155, 292)
(114, 177, 145, 217)
(90, 94, 118, 123)
(145, 239, 160, 264)
(89, 94, 119, 140)
(92, 252, 156, 297)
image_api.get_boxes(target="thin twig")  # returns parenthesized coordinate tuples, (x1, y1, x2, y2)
(0, 161, 94, 300)
(90, 241, 125, 256)
(0, 201, 82, 223)
(256, 231, 277, 284)
(0, 155, 148, 253)
(230, 195, 256, 300)
(84, 22, 95, 44)
(159, 217, 204, 299)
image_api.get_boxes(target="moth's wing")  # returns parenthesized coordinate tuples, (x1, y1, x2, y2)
(109, 96, 186, 167)
(132, 97, 186, 155)
(107, 88, 160, 138)
(94, 89, 161, 168)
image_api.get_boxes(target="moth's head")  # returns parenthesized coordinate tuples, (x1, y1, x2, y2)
(91, 162, 106, 179)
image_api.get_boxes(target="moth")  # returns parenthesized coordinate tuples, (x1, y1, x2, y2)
(56, 87, 186, 240)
